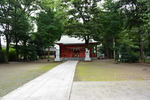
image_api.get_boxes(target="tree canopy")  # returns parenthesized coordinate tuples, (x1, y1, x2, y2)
(0, 0, 150, 63)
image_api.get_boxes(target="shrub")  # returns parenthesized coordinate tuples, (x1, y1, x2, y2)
(116, 43, 140, 63)
(29, 51, 37, 61)
(9, 48, 17, 61)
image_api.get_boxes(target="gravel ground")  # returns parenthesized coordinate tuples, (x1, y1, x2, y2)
(70, 81, 150, 100)
(0, 59, 61, 97)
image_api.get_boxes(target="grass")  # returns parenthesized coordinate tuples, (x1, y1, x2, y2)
(145, 59, 150, 63)
(0, 62, 61, 97)
(74, 60, 147, 81)
(138, 59, 150, 63)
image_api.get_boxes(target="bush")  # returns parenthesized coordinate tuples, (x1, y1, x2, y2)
(0, 50, 5, 63)
(29, 51, 37, 61)
(9, 48, 17, 61)
(116, 43, 140, 63)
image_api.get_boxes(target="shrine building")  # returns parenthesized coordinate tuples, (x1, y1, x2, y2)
(55, 36, 98, 60)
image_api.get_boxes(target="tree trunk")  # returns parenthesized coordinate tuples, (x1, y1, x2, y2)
(15, 41, 19, 61)
(23, 41, 27, 61)
(138, 27, 144, 62)
(85, 35, 89, 48)
(5, 23, 10, 63)
(106, 48, 109, 58)
(113, 37, 116, 60)
(47, 47, 50, 62)
(14, 6, 19, 61)
(0, 35, 2, 51)
(14, 33, 19, 61)
(148, 31, 150, 50)
(5, 35, 9, 63)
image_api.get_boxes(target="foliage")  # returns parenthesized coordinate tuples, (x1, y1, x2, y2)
(12, 13, 33, 60)
(63, 0, 101, 47)
(0, 47, 17, 62)
(116, 29, 140, 62)
(36, 9, 62, 47)
(93, 5, 123, 58)
(0, 0, 38, 62)
(29, 51, 37, 61)
(9, 48, 17, 61)
(118, 43, 140, 63)
(116, 0, 148, 61)
(0, 0, 63, 62)
(35, 8, 62, 61)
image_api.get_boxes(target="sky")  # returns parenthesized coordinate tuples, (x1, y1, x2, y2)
(1, 36, 5, 46)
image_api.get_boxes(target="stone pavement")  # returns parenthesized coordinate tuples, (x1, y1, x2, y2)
(1, 60, 78, 100)
(70, 81, 150, 100)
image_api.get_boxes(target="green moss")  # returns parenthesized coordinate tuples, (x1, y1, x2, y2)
(74, 60, 145, 81)
(145, 59, 150, 63)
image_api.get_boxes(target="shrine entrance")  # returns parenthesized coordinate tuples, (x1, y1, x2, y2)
(67, 47, 84, 58)
(56, 43, 97, 58)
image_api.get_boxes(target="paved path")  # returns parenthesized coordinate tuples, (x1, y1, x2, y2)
(1, 61, 78, 100)
(70, 81, 150, 100)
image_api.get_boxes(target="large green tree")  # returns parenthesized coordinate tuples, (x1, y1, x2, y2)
(12, 13, 33, 60)
(64, 0, 101, 48)
(93, 0, 122, 59)
(0, 0, 37, 62)
(36, 9, 62, 61)
(94, 12, 122, 58)
(116, 0, 148, 62)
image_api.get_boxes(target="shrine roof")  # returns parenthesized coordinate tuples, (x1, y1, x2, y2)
(56, 35, 98, 45)
(56, 42, 98, 46)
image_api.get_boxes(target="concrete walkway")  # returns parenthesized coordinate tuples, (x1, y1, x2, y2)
(1, 61, 78, 100)
(70, 81, 150, 100)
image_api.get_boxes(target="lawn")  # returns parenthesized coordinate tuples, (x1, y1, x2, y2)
(74, 60, 150, 81)
(0, 61, 61, 97)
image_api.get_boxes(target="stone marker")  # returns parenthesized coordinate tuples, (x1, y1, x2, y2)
(84, 48, 91, 61)
(54, 49, 61, 61)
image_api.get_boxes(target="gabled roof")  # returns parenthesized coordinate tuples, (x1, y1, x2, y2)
(56, 35, 97, 44)
(56, 42, 98, 46)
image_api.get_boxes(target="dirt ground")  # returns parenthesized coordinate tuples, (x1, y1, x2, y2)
(0, 59, 61, 97)
(74, 59, 150, 81)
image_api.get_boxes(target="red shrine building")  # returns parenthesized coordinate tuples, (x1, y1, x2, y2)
(56, 36, 98, 60)
(56, 43, 98, 58)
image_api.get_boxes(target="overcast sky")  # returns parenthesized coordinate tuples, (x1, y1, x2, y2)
(1, 36, 5, 46)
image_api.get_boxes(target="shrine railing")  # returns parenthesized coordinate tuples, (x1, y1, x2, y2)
(60, 53, 96, 58)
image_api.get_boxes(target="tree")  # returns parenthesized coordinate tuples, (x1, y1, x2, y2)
(64, 0, 101, 48)
(92, 0, 122, 59)
(116, 0, 148, 62)
(0, 0, 37, 63)
(12, 13, 33, 60)
(36, 9, 62, 61)
(12, 13, 33, 61)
